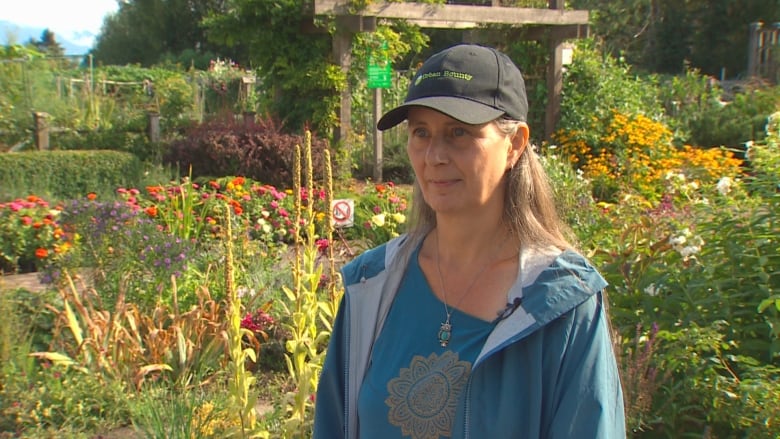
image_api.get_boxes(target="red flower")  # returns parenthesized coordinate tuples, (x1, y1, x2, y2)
(86, 192, 97, 200)
(315, 238, 329, 254)
(145, 206, 158, 217)
(35, 248, 48, 259)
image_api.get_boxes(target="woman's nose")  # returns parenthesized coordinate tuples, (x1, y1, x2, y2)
(425, 138, 449, 165)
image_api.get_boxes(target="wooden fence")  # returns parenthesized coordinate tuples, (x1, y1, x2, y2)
(30, 111, 161, 151)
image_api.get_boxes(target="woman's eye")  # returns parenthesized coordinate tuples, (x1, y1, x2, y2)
(451, 127, 467, 137)
(412, 127, 428, 137)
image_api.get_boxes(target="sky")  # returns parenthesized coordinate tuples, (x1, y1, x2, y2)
(1, 0, 119, 48)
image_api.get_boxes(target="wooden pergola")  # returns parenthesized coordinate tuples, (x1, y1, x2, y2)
(313, 0, 589, 173)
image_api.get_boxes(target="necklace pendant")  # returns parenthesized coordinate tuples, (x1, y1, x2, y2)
(438, 322, 452, 347)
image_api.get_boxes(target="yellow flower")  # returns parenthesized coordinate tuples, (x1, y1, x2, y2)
(371, 213, 386, 227)
(391, 213, 406, 224)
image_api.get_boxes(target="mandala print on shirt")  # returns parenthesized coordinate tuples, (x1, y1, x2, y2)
(385, 351, 472, 439)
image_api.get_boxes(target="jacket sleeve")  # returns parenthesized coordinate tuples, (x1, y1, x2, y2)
(549, 291, 626, 439)
(313, 295, 348, 438)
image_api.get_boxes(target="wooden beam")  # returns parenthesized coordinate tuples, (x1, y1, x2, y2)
(314, 0, 588, 26)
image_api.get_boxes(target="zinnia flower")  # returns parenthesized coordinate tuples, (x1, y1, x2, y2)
(371, 213, 386, 227)
(35, 248, 48, 259)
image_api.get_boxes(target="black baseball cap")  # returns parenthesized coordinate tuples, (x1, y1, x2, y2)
(377, 43, 528, 131)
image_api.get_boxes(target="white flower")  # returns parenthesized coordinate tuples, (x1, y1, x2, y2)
(669, 235, 687, 246)
(644, 284, 660, 296)
(679, 245, 700, 259)
(237, 286, 256, 299)
(716, 176, 732, 195)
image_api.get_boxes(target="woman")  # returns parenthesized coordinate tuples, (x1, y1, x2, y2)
(314, 43, 625, 438)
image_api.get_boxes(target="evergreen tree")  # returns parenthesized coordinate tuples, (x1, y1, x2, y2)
(29, 29, 64, 57)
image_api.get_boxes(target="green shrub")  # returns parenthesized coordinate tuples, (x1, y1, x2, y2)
(638, 323, 780, 438)
(558, 39, 664, 142)
(0, 150, 144, 201)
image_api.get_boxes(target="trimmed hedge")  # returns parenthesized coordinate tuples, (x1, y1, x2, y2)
(0, 150, 144, 201)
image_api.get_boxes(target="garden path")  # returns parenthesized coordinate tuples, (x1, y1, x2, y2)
(0, 272, 47, 293)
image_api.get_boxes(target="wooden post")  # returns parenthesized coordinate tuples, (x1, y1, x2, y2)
(545, 0, 565, 142)
(373, 87, 383, 182)
(748, 22, 763, 78)
(147, 112, 160, 143)
(33, 112, 50, 150)
(333, 29, 353, 147)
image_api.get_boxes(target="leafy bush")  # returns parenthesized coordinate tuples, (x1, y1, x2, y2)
(42, 196, 202, 311)
(0, 150, 144, 201)
(163, 115, 329, 188)
(559, 39, 663, 140)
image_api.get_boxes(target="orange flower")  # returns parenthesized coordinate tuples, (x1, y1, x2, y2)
(87, 192, 97, 200)
(232, 176, 245, 186)
(35, 248, 48, 259)
(146, 185, 164, 195)
(375, 184, 386, 194)
(145, 206, 158, 217)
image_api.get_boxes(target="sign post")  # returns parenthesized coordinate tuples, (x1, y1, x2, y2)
(367, 41, 392, 182)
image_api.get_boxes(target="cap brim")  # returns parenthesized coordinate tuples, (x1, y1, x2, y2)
(376, 96, 505, 131)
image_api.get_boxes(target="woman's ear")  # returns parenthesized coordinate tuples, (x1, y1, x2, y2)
(508, 123, 530, 166)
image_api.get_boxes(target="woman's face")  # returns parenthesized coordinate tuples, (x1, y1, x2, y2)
(406, 107, 524, 216)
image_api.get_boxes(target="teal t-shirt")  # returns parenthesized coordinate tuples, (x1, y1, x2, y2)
(357, 247, 495, 438)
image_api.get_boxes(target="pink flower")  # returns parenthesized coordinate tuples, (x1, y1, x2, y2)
(315, 238, 329, 253)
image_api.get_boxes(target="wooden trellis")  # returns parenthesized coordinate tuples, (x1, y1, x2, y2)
(313, 0, 590, 147)
(748, 21, 780, 82)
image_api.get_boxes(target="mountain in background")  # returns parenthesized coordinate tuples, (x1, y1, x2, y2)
(0, 20, 93, 55)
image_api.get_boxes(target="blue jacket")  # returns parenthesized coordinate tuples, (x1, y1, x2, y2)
(314, 233, 625, 439)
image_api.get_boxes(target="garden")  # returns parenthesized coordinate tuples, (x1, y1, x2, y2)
(1, 36, 780, 439)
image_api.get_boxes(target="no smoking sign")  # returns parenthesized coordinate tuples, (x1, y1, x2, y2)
(331, 199, 354, 228)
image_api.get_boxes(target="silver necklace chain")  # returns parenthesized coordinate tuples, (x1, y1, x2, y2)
(435, 229, 508, 348)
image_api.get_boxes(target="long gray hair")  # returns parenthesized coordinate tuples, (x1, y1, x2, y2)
(407, 118, 574, 250)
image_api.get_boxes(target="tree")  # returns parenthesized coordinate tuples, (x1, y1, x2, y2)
(204, 0, 429, 138)
(91, 0, 231, 68)
(28, 29, 64, 57)
(571, 0, 780, 78)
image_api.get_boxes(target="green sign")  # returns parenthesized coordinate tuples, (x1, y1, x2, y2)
(367, 41, 392, 89)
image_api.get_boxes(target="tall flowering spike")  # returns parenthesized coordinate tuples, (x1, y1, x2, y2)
(225, 203, 235, 305)
(324, 148, 338, 301)
(293, 143, 302, 294)
(305, 131, 314, 235)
